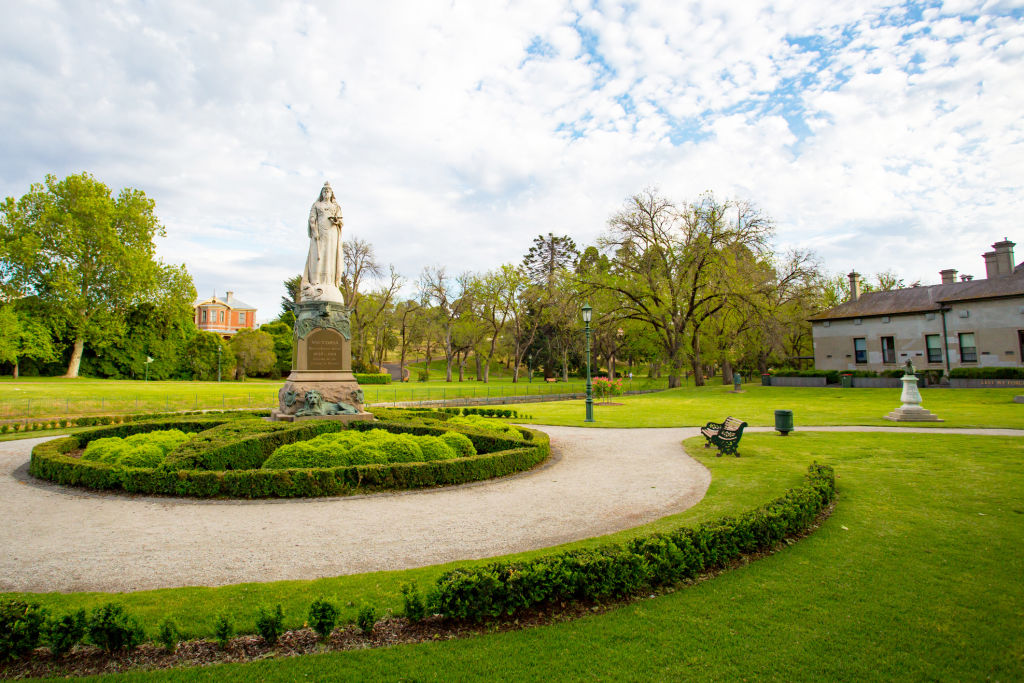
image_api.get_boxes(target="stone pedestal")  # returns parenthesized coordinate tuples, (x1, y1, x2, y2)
(884, 374, 942, 422)
(270, 301, 374, 423)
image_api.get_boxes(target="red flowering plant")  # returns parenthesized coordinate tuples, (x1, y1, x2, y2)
(592, 376, 623, 399)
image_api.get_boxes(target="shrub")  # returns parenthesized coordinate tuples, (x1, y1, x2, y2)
(308, 598, 338, 640)
(430, 463, 835, 622)
(87, 603, 144, 653)
(157, 617, 178, 652)
(255, 604, 285, 646)
(354, 373, 391, 385)
(356, 605, 378, 635)
(949, 367, 1024, 379)
(401, 583, 426, 623)
(46, 610, 86, 657)
(770, 368, 841, 384)
(0, 598, 46, 661)
(592, 377, 623, 399)
(447, 415, 519, 439)
(418, 435, 457, 461)
(1, 425, 7, 434)
(439, 431, 476, 457)
(81, 430, 191, 467)
(213, 613, 234, 649)
(30, 414, 547, 498)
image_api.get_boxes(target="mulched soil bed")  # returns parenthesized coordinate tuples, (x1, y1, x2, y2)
(1, 500, 835, 679)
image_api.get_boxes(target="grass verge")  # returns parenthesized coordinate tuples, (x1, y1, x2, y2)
(507, 383, 1024, 428)
(54, 430, 1024, 681)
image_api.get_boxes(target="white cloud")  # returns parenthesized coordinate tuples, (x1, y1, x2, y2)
(0, 0, 1021, 320)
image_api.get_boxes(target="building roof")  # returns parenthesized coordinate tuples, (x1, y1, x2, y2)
(194, 293, 257, 310)
(809, 265, 1024, 321)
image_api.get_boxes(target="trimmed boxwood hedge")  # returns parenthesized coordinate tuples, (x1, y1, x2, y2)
(430, 463, 835, 621)
(949, 367, 1024, 379)
(354, 373, 391, 384)
(28, 414, 549, 498)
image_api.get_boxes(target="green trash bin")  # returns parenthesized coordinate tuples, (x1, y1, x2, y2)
(775, 409, 794, 436)
(841, 374, 852, 388)
(761, 374, 771, 386)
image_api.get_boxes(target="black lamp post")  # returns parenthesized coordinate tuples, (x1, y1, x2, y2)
(217, 345, 222, 383)
(528, 353, 533, 383)
(583, 303, 594, 423)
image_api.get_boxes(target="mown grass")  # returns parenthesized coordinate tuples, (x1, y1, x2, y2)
(47, 431, 1024, 682)
(0, 375, 669, 420)
(508, 382, 1024, 429)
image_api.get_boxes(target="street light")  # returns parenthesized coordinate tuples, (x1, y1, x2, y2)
(145, 356, 153, 382)
(217, 345, 222, 382)
(582, 303, 594, 423)
(528, 353, 533, 383)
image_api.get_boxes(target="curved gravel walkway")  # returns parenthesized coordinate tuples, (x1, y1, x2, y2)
(3, 425, 1020, 594)
(0, 427, 711, 593)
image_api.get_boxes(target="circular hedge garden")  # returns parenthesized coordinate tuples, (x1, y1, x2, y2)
(28, 408, 549, 498)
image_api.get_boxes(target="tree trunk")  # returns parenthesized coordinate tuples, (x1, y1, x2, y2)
(758, 352, 768, 375)
(474, 354, 482, 381)
(562, 349, 569, 382)
(721, 359, 733, 385)
(608, 352, 616, 380)
(13, 360, 19, 379)
(691, 336, 705, 387)
(64, 338, 85, 378)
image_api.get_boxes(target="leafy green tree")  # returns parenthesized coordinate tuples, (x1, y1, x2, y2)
(230, 329, 275, 380)
(277, 274, 301, 327)
(0, 302, 55, 378)
(0, 172, 188, 377)
(183, 331, 235, 381)
(589, 189, 773, 387)
(522, 233, 579, 290)
(259, 321, 293, 377)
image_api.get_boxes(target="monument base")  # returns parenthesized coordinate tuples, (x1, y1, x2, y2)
(269, 410, 374, 424)
(883, 405, 943, 422)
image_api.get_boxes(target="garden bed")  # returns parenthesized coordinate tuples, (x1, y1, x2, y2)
(28, 409, 550, 498)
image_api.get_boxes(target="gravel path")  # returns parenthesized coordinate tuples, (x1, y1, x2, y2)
(3, 424, 1020, 594)
(0, 427, 711, 593)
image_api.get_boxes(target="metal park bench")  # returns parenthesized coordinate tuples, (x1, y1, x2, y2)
(700, 416, 748, 457)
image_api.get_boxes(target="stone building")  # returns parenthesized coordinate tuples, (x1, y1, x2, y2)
(193, 291, 257, 339)
(810, 239, 1024, 373)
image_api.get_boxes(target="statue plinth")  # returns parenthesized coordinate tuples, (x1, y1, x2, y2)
(884, 371, 942, 422)
(270, 301, 374, 423)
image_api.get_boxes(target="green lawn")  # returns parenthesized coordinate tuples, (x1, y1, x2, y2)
(0, 376, 670, 420)
(508, 383, 1024, 429)
(48, 431, 1024, 681)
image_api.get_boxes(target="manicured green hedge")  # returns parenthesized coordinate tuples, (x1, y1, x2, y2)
(430, 463, 835, 621)
(29, 415, 549, 498)
(949, 367, 1024, 379)
(354, 373, 392, 384)
(770, 368, 841, 383)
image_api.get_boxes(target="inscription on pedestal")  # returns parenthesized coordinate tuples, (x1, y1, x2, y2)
(306, 328, 344, 371)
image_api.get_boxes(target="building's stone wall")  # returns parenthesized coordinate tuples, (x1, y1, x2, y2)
(812, 296, 1024, 372)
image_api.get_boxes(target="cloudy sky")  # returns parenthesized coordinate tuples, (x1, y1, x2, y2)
(2, 0, 1022, 320)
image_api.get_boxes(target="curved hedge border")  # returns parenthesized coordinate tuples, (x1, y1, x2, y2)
(29, 417, 549, 499)
(431, 463, 835, 621)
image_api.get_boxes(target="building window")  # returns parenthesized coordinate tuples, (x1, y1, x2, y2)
(854, 338, 867, 364)
(926, 335, 942, 363)
(959, 333, 977, 363)
(219, 310, 224, 322)
(201, 309, 207, 323)
(238, 311, 246, 325)
(881, 336, 896, 364)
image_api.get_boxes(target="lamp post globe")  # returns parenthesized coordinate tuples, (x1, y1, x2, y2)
(582, 304, 594, 423)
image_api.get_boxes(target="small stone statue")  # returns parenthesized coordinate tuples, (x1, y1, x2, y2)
(903, 359, 916, 376)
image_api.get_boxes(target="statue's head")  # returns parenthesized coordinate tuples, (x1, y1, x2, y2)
(319, 182, 335, 202)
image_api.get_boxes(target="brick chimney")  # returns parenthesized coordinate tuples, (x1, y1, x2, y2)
(848, 271, 861, 302)
(939, 269, 957, 284)
(960, 274, 973, 282)
(225, 291, 234, 302)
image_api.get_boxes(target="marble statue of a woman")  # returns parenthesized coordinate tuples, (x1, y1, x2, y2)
(301, 182, 345, 302)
